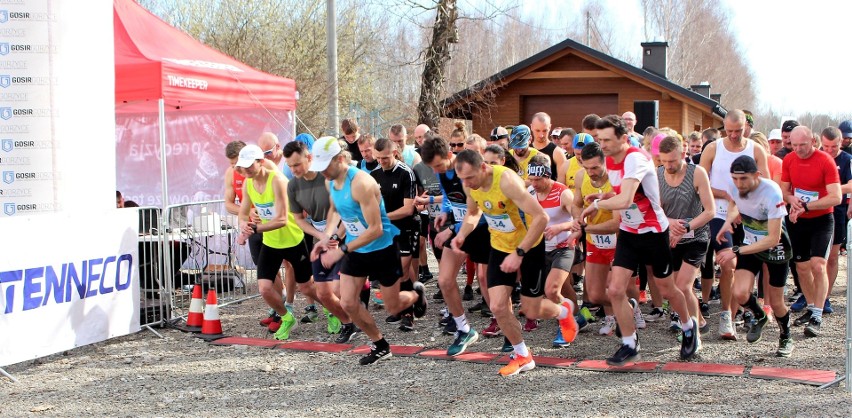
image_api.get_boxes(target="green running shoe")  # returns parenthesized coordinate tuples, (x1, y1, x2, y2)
(274, 311, 297, 341)
(327, 313, 342, 334)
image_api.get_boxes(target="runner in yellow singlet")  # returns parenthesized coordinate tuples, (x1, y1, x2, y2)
(450, 149, 577, 377)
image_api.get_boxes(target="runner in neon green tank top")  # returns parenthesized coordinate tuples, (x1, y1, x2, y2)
(237, 144, 321, 341)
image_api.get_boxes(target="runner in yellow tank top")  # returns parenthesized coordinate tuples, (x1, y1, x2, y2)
(237, 144, 320, 342)
(451, 149, 578, 377)
(569, 142, 620, 336)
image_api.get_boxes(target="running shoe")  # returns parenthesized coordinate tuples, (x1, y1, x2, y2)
(412, 282, 428, 318)
(638, 290, 648, 304)
(680, 317, 700, 360)
(669, 312, 681, 332)
(693, 279, 701, 290)
(646, 307, 666, 322)
(432, 289, 444, 301)
(523, 319, 539, 332)
(420, 271, 434, 284)
(371, 291, 385, 306)
(776, 337, 794, 357)
(804, 317, 822, 337)
(301, 304, 319, 324)
(794, 310, 812, 326)
(399, 314, 414, 332)
(719, 311, 737, 340)
(498, 352, 535, 376)
(606, 342, 640, 367)
(327, 313, 342, 334)
(790, 294, 808, 312)
(261, 311, 281, 327)
(580, 306, 596, 323)
(746, 312, 768, 343)
(273, 311, 297, 341)
(267, 317, 282, 333)
(359, 343, 392, 365)
(462, 285, 474, 301)
(501, 336, 513, 352)
(699, 320, 710, 334)
(733, 309, 744, 326)
(511, 286, 521, 305)
(557, 300, 578, 342)
(468, 301, 484, 313)
(762, 305, 774, 323)
(480, 305, 493, 318)
(630, 298, 646, 329)
(787, 290, 802, 303)
(482, 318, 502, 337)
(438, 313, 451, 327)
(576, 314, 590, 332)
(552, 328, 570, 348)
(700, 303, 710, 316)
(259, 309, 279, 326)
(335, 323, 359, 344)
(742, 310, 754, 331)
(447, 329, 479, 356)
(442, 317, 457, 335)
(599, 315, 616, 336)
(386, 314, 401, 324)
(824, 299, 833, 314)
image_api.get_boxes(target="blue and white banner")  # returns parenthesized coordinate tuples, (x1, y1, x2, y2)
(0, 210, 139, 367)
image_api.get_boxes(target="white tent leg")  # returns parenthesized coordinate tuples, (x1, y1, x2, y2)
(158, 99, 169, 209)
(0, 367, 17, 383)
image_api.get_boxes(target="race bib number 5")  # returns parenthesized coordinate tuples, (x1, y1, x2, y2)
(484, 213, 516, 233)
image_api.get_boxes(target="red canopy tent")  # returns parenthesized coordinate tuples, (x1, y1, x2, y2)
(114, 0, 297, 207)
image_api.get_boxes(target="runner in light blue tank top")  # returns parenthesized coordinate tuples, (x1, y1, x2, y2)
(330, 165, 399, 253)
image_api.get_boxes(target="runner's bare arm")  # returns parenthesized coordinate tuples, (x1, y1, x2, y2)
(752, 145, 771, 179)
(224, 167, 240, 215)
(690, 165, 716, 231)
(596, 178, 640, 211)
(699, 141, 727, 199)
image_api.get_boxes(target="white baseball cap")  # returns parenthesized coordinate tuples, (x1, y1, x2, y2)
(309, 136, 342, 172)
(235, 144, 264, 168)
(768, 129, 782, 141)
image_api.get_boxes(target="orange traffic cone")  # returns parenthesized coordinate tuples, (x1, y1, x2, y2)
(198, 289, 224, 340)
(185, 284, 204, 332)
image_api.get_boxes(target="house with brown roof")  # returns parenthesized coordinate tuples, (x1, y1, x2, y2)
(442, 40, 726, 136)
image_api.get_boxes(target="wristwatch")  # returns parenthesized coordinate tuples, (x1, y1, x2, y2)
(731, 245, 740, 255)
(802, 201, 810, 212)
(683, 222, 691, 233)
(515, 247, 526, 257)
(330, 234, 340, 242)
(340, 244, 350, 255)
(250, 224, 258, 234)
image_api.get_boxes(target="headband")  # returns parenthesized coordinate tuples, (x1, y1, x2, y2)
(527, 163, 551, 179)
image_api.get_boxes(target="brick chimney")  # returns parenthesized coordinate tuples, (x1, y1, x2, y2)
(690, 82, 711, 98)
(640, 41, 668, 78)
(710, 93, 722, 103)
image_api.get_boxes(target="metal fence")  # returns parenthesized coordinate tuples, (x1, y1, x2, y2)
(159, 200, 261, 322)
(136, 206, 170, 328)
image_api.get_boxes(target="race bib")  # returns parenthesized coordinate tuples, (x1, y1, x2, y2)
(621, 203, 643, 227)
(342, 217, 367, 237)
(743, 225, 766, 246)
(308, 217, 327, 232)
(451, 205, 468, 221)
(255, 203, 275, 221)
(794, 188, 818, 203)
(590, 233, 616, 249)
(484, 213, 516, 233)
(428, 203, 442, 217)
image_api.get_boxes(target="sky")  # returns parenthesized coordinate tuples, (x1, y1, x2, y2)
(511, 0, 852, 117)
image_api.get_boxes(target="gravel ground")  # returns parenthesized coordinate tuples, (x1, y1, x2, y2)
(4, 254, 852, 417)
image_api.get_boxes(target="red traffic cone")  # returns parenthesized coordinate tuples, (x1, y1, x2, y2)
(198, 289, 224, 340)
(185, 284, 204, 332)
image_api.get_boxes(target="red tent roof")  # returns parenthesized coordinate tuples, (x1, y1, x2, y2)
(114, 0, 297, 111)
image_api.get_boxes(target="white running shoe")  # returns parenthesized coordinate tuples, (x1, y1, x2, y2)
(599, 315, 617, 336)
(631, 298, 646, 329)
(719, 310, 737, 341)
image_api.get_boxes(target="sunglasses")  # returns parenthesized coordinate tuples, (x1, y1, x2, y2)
(449, 142, 465, 148)
(489, 134, 508, 141)
(263, 147, 275, 155)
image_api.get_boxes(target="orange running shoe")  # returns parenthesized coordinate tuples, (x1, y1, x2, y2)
(558, 300, 579, 343)
(499, 352, 536, 376)
(638, 290, 648, 304)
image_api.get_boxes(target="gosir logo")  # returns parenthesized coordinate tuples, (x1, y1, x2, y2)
(0, 75, 9, 88)
(2, 170, 12, 184)
(0, 107, 11, 120)
(0, 10, 8, 24)
(1, 139, 11, 152)
(0, 43, 8, 56)
(3, 202, 14, 216)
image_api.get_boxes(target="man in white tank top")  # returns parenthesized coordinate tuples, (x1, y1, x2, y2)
(699, 109, 770, 341)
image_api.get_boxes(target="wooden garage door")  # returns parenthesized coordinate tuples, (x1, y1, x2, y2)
(522, 94, 618, 131)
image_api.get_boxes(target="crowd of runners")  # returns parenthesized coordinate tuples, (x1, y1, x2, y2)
(221, 111, 852, 376)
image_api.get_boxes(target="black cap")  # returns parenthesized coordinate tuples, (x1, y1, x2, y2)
(781, 120, 800, 133)
(730, 155, 758, 174)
